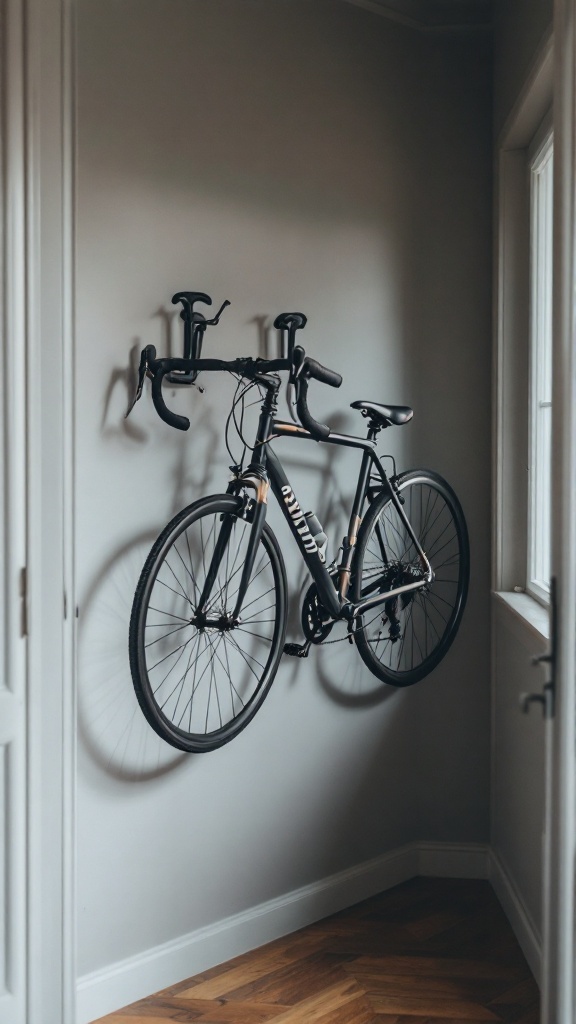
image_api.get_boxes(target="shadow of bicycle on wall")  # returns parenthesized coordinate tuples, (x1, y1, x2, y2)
(79, 323, 221, 781)
(77, 529, 193, 782)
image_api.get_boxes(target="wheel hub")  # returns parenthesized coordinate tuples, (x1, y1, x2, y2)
(191, 611, 238, 632)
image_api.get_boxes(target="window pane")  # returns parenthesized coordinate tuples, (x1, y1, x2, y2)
(528, 133, 553, 601)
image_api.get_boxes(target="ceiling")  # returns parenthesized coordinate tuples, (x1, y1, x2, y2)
(341, 0, 492, 30)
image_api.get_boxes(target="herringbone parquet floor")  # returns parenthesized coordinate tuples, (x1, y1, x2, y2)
(93, 877, 540, 1024)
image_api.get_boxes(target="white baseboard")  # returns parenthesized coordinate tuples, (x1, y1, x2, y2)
(76, 839, 489, 1024)
(488, 847, 542, 983)
(419, 840, 489, 878)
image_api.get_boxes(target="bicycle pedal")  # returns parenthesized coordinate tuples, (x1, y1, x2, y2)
(283, 642, 311, 658)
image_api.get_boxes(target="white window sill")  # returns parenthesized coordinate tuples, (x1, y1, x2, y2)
(492, 590, 550, 647)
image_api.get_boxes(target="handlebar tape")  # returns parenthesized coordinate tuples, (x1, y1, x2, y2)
(149, 355, 293, 431)
(303, 356, 342, 389)
(153, 356, 291, 375)
(296, 378, 330, 441)
(151, 364, 190, 431)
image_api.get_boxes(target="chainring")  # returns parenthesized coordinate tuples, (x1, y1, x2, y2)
(301, 583, 335, 644)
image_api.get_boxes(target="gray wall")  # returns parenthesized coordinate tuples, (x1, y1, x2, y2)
(75, 0, 492, 985)
(493, 0, 553, 136)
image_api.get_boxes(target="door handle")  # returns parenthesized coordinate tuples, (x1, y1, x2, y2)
(521, 681, 554, 717)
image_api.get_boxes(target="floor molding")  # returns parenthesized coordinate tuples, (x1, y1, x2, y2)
(76, 840, 489, 1024)
(488, 847, 542, 984)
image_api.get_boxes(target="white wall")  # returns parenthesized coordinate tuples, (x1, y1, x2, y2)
(74, 0, 492, 1012)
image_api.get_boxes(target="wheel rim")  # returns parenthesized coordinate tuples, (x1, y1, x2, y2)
(358, 477, 466, 679)
(138, 506, 281, 742)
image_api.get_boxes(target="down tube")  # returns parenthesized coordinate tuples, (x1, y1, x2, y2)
(266, 447, 341, 619)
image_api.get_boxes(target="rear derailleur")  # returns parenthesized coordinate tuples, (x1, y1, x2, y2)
(378, 562, 428, 644)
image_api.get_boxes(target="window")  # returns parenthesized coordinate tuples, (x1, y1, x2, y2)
(494, 41, 554, 614)
(527, 129, 553, 603)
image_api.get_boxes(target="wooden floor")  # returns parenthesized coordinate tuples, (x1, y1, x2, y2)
(93, 877, 540, 1024)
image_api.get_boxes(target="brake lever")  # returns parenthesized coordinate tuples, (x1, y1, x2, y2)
(289, 344, 306, 386)
(125, 345, 156, 418)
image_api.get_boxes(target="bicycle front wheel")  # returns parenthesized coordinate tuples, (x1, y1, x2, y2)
(353, 470, 469, 686)
(129, 494, 287, 752)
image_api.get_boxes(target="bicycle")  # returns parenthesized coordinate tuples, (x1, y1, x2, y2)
(127, 291, 469, 753)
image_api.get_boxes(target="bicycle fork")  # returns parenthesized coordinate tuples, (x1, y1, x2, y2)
(194, 471, 270, 625)
(196, 373, 280, 625)
(230, 472, 269, 620)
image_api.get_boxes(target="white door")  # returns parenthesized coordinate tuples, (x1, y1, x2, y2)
(0, 1, 29, 1020)
(2, 1, 76, 1021)
(539, 1, 576, 1019)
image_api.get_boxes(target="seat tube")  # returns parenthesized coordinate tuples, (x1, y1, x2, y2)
(338, 449, 372, 599)
(267, 448, 342, 619)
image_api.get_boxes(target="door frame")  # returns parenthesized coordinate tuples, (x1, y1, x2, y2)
(1, 0, 29, 1019)
(542, 1, 576, 1020)
(17, 0, 77, 1019)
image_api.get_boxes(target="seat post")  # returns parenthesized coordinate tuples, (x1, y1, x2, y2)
(367, 420, 383, 442)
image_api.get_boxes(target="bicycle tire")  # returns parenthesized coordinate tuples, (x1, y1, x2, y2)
(352, 470, 469, 686)
(129, 494, 287, 752)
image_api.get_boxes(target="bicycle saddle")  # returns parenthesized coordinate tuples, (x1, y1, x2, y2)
(351, 400, 413, 427)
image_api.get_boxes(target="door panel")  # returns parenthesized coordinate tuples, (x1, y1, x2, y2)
(1, 0, 29, 1019)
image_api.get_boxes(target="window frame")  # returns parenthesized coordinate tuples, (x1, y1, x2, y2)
(493, 32, 553, 629)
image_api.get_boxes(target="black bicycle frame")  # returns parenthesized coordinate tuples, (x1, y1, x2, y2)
(217, 374, 433, 624)
(266, 431, 432, 620)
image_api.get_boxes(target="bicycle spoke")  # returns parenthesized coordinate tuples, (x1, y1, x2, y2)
(148, 635, 193, 675)
(235, 626, 274, 642)
(162, 556, 193, 606)
(171, 636, 198, 724)
(227, 632, 267, 674)
(156, 576, 193, 606)
(173, 541, 200, 604)
(148, 606, 191, 623)
(145, 622, 190, 648)
(210, 635, 246, 713)
(238, 583, 276, 615)
(154, 637, 195, 703)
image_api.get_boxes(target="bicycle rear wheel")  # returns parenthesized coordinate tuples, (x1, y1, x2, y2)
(129, 494, 287, 752)
(353, 470, 469, 686)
